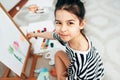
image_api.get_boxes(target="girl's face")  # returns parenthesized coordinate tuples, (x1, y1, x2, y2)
(55, 10, 85, 42)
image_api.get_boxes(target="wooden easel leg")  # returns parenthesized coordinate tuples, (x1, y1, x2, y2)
(0, 67, 27, 80)
(22, 73, 27, 79)
(3, 67, 10, 77)
(25, 54, 38, 80)
(29, 54, 38, 77)
(17, 73, 27, 80)
(0, 67, 21, 80)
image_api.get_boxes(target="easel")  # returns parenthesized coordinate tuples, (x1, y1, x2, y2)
(0, 3, 36, 80)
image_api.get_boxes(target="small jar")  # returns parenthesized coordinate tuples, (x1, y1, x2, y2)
(28, 4, 38, 13)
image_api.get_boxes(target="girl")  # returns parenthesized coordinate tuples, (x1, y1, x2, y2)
(27, 0, 104, 80)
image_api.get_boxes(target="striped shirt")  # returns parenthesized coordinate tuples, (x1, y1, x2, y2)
(53, 33, 104, 80)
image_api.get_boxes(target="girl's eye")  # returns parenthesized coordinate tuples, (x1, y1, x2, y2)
(55, 21, 61, 25)
(68, 22, 74, 25)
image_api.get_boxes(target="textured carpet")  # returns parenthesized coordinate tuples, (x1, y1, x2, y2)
(84, 0, 120, 80)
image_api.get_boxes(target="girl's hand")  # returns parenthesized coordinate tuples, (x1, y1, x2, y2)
(26, 32, 35, 39)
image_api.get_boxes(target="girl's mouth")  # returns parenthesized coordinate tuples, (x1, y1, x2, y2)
(59, 33, 69, 38)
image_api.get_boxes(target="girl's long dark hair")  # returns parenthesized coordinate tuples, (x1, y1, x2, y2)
(55, 0, 86, 35)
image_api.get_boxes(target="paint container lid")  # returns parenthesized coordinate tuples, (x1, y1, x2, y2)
(37, 30, 40, 33)
(50, 43, 54, 48)
(44, 28, 47, 31)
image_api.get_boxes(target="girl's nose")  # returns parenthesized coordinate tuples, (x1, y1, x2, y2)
(60, 24, 67, 32)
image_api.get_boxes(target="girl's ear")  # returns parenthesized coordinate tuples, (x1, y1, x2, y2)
(79, 19, 86, 29)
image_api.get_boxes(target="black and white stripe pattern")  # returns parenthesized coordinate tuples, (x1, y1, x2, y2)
(53, 33, 104, 80)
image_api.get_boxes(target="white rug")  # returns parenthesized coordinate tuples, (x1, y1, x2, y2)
(84, 0, 120, 80)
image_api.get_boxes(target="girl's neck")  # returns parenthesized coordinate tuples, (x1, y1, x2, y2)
(68, 34, 89, 51)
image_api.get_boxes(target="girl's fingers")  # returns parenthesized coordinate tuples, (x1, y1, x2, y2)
(26, 33, 32, 39)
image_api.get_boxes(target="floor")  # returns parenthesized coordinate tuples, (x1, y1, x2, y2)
(0, 0, 120, 80)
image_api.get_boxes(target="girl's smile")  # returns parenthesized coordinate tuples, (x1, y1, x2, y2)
(55, 10, 84, 42)
(59, 33, 69, 40)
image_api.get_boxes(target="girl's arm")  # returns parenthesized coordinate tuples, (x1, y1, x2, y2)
(27, 32, 54, 40)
